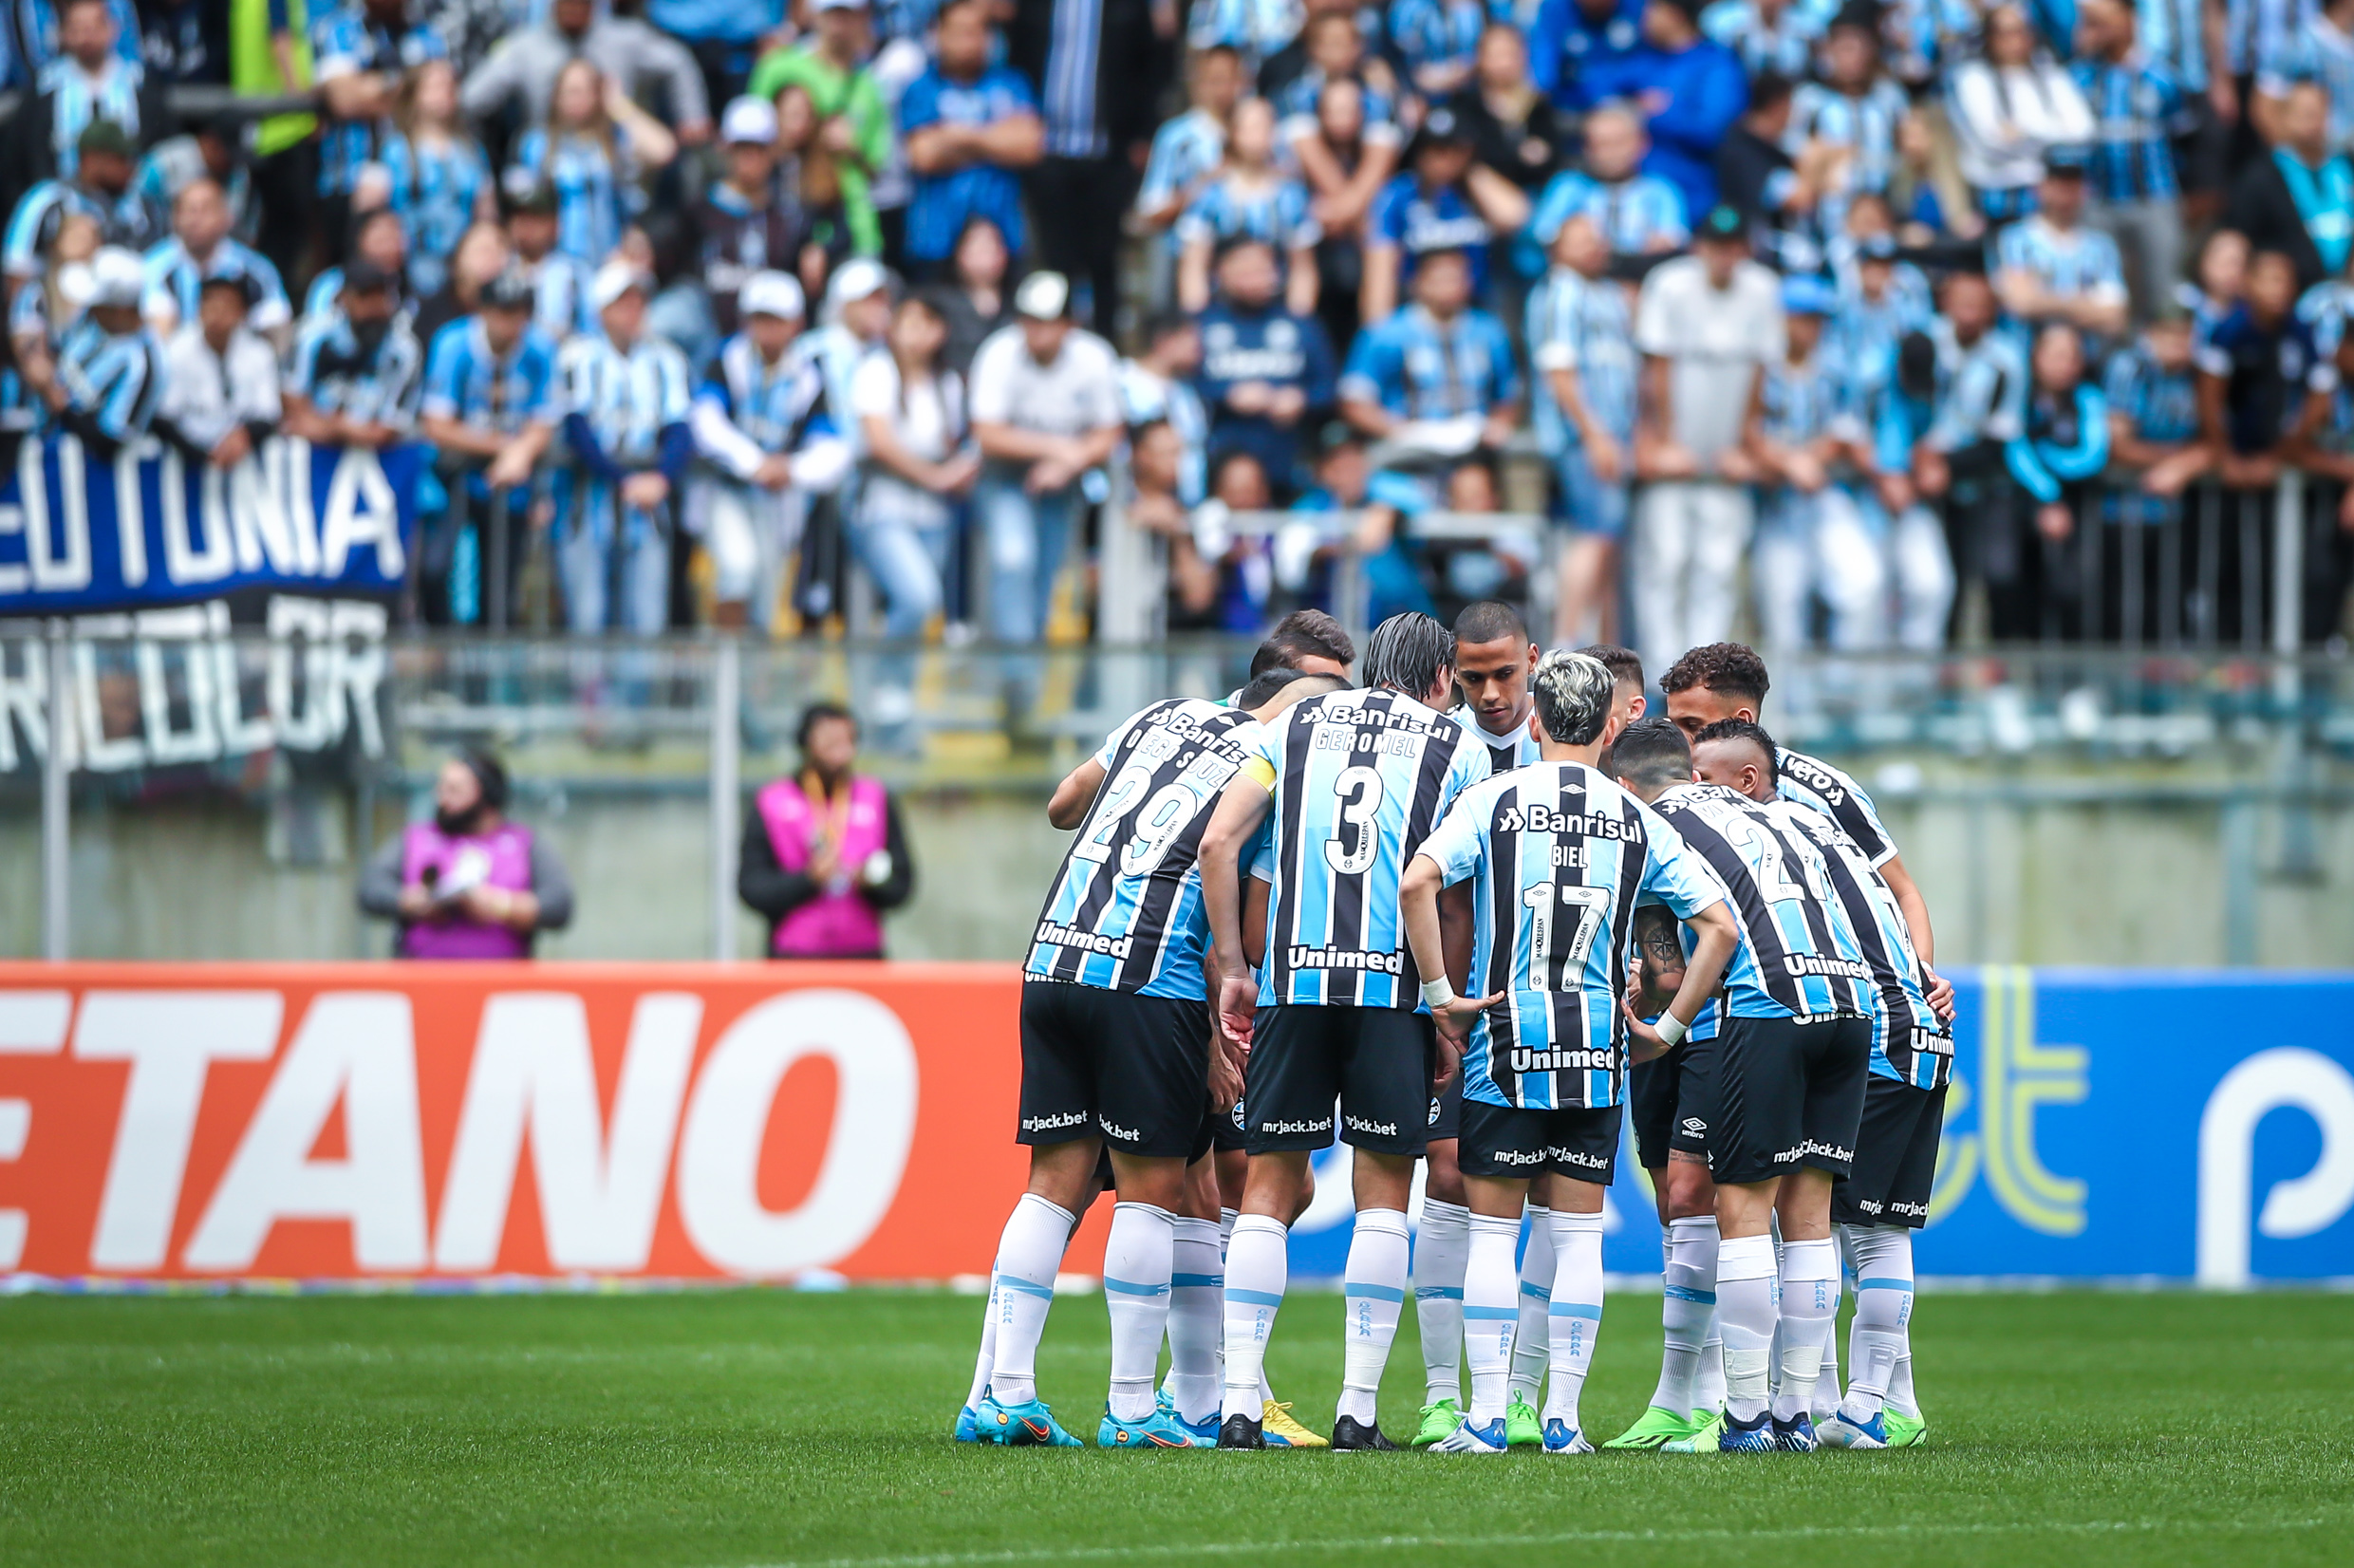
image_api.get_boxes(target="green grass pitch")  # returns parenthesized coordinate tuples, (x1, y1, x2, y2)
(2, 1289, 2348, 1566)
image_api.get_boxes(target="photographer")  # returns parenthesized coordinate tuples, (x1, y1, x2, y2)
(358, 752, 575, 959)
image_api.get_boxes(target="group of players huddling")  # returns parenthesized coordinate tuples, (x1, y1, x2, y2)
(956, 607, 1955, 1455)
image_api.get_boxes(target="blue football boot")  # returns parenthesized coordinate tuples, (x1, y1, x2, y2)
(977, 1393, 1083, 1447)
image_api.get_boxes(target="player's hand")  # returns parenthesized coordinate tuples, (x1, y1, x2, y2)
(1431, 990, 1502, 1050)
(1923, 965, 1956, 1025)
(1430, 1031, 1462, 1093)
(1621, 997, 1677, 1064)
(1208, 1033, 1244, 1113)
(1217, 972, 1259, 1050)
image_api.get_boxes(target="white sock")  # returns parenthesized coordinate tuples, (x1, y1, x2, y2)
(1412, 1199, 1470, 1404)
(1715, 1232, 1779, 1423)
(1842, 1224, 1915, 1423)
(1223, 1204, 1278, 1408)
(985, 1192, 1076, 1407)
(1543, 1210, 1606, 1432)
(1509, 1205, 1554, 1406)
(1695, 1326, 1726, 1414)
(1222, 1214, 1288, 1422)
(1812, 1230, 1851, 1417)
(1772, 1237, 1840, 1423)
(1164, 1217, 1224, 1426)
(963, 1277, 999, 1409)
(1651, 1214, 1718, 1416)
(1337, 1207, 1411, 1427)
(1103, 1202, 1176, 1423)
(1461, 1212, 1522, 1425)
(1890, 1353, 1919, 1419)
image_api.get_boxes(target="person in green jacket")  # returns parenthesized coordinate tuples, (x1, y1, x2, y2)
(747, 0, 890, 256)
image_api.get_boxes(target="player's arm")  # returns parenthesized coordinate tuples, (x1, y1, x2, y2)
(1626, 903, 1688, 1010)
(1877, 850, 1934, 967)
(1623, 900, 1737, 1064)
(1400, 854, 1503, 1050)
(1200, 774, 1275, 1046)
(1046, 757, 1108, 830)
(1242, 873, 1270, 971)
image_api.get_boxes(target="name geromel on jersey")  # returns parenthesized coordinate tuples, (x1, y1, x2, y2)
(1773, 798, 1952, 1089)
(1027, 698, 1262, 998)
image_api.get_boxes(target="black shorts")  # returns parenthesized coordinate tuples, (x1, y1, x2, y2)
(1018, 980, 1209, 1159)
(1243, 1004, 1435, 1157)
(1628, 1029, 1721, 1169)
(1709, 1014, 1872, 1187)
(2172, 94, 2231, 196)
(1833, 1077, 1947, 1230)
(1459, 1098, 1621, 1184)
(1428, 1071, 1460, 1144)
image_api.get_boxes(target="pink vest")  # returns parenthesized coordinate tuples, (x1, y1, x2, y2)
(757, 774, 889, 957)
(399, 820, 536, 960)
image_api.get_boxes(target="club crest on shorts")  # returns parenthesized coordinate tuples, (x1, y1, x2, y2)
(1429, 1096, 1443, 1127)
(1230, 1099, 1247, 1131)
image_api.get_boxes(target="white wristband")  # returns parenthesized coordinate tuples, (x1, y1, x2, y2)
(1421, 978, 1457, 1010)
(1654, 1013, 1689, 1048)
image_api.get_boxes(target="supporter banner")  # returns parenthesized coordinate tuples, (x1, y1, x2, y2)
(0, 438, 420, 616)
(0, 965, 2346, 1285)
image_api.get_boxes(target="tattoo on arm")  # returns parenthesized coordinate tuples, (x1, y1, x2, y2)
(1634, 905, 1687, 1004)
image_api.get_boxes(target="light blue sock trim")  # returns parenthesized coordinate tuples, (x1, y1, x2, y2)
(1105, 1276, 1171, 1297)
(1414, 1284, 1465, 1300)
(997, 1274, 1056, 1299)
(1225, 1287, 1284, 1306)
(1548, 1300, 1602, 1319)
(1664, 1285, 1717, 1304)
(1520, 1280, 1553, 1300)
(1171, 1273, 1224, 1289)
(1463, 1304, 1519, 1321)
(1857, 1277, 1915, 1292)
(1344, 1281, 1406, 1303)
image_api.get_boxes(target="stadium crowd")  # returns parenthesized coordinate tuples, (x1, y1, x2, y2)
(5, 0, 2354, 671)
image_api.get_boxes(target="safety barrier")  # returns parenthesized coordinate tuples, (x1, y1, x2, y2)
(0, 964, 2345, 1286)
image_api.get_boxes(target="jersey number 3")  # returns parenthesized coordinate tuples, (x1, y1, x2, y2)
(1323, 765, 1385, 875)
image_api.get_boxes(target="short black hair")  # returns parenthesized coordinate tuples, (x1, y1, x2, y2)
(796, 700, 857, 750)
(1237, 668, 1347, 710)
(458, 747, 509, 810)
(1578, 643, 1644, 691)
(1145, 310, 1196, 346)
(1362, 611, 1456, 699)
(1661, 642, 1770, 705)
(1609, 717, 1691, 789)
(1249, 609, 1356, 676)
(1691, 718, 1780, 787)
(1453, 599, 1528, 647)
(1748, 69, 1796, 112)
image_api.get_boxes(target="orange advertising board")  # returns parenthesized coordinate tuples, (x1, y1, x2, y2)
(0, 963, 1110, 1283)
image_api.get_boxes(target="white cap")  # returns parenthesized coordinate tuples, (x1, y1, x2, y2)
(1013, 271, 1070, 321)
(589, 259, 652, 312)
(86, 247, 145, 308)
(825, 256, 891, 311)
(719, 95, 777, 145)
(739, 270, 805, 322)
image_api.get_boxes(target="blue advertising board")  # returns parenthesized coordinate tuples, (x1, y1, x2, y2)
(1280, 970, 2354, 1284)
(0, 437, 421, 615)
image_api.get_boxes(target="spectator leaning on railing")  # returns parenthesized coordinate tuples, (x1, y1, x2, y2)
(360, 750, 576, 960)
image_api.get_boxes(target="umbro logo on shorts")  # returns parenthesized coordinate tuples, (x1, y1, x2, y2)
(1428, 1097, 1443, 1127)
(1680, 1116, 1707, 1135)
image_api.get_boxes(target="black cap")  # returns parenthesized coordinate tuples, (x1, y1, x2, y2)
(479, 268, 534, 310)
(1696, 204, 1747, 242)
(1421, 105, 1467, 143)
(78, 119, 136, 159)
(501, 168, 559, 216)
(2043, 144, 2092, 176)
(342, 258, 395, 296)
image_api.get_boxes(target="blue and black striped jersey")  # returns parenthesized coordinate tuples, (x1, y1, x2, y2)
(1027, 699, 1265, 1000)
(1769, 800, 1951, 1090)
(1253, 688, 1489, 1009)
(1647, 784, 1878, 1024)
(1420, 763, 1727, 1111)
(1449, 703, 1543, 776)
(1774, 746, 1899, 868)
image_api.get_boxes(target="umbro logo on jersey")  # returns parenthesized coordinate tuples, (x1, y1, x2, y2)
(1680, 1116, 1708, 1135)
(1022, 1111, 1091, 1131)
(1345, 1114, 1401, 1137)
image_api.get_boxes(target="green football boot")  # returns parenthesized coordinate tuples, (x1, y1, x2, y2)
(1504, 1394, 1544, 1448)
(1882, 1410, 1928, 1447)
(1411, 1397, 1463, 1448)
(1660, 1409, 1727, 1453)
(1602, 1405, 1699, 1450)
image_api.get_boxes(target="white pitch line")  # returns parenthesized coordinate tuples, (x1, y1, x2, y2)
(733, 1513, 2332, 1568)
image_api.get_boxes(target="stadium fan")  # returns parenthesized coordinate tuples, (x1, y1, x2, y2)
(357, 750, 577, 959)
(153, 271, 280, 470)
(1528, 213, 1637, 644)
(849, 289, 979, 640)
(738, 701, 915, 959)
(284, 257, 424, 452)
(379, 57, 496, 303)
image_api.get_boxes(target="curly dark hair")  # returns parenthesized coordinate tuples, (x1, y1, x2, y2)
(1659, 643, 1769, 705)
